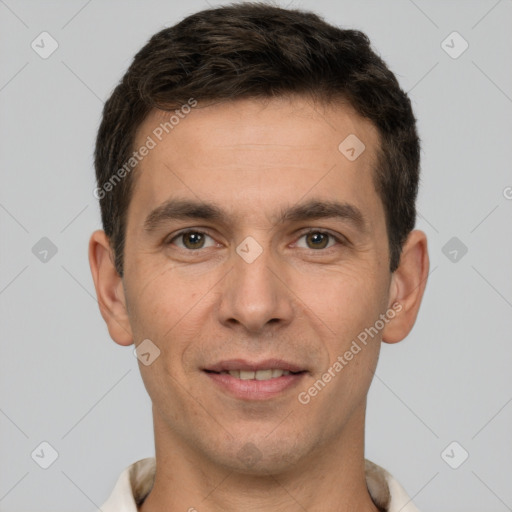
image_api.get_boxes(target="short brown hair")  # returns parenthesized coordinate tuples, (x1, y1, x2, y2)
(94, 2, 420, 276)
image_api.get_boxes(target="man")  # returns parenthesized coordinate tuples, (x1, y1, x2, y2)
(89, 3, 429, 511)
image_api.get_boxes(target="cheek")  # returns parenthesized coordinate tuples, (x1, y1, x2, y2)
(127, 260, 204, 337)
(128, 269, 204, 410)
(127, 264, 219, 391)
(293, 264, 388, 342)
(295, 269, 385, 424)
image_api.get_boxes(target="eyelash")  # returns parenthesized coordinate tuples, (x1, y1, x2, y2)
(166, 229, 346, 251)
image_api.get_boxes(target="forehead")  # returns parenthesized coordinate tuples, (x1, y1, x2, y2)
(128, 96, 383, 226)
(136, 96, 379, 163)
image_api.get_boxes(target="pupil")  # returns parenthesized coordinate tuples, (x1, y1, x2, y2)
(308, 232, 327, 249)
(185, 232, 204, 248)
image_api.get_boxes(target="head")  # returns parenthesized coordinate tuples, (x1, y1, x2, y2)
(89, 3, 428, 475)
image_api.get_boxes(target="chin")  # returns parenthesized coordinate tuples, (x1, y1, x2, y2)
(211, 437, 308, 476)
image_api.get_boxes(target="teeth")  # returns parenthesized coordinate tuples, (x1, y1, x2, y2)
(223, 369, 293, 380)
(255, 369, 272, 380)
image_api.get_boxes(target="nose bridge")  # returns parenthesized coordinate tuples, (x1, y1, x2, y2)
(218, 239, 292, 332)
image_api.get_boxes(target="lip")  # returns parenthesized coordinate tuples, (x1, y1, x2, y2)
(203, 359, 307, 401)
(205, 371, 306, 400)
(204, 358, 305, 373)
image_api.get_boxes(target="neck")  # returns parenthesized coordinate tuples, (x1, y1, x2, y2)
(139, 403, 380, 512)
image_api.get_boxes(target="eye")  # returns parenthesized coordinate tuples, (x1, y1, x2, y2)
(168, 230, 217, 250)
(295, 230, 340, 250)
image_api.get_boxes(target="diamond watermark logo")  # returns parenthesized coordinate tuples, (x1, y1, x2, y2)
(441, 31, 468, 59)
(31, 31, 59, 59)
(134, 339, 161, 366)
(441, 441, 469, 469)
(338, 134, 366, 161)
(237, 442, 262, 468)
(32, 237, 58, 263)
(442, 236, 468, 263)
(236, 236, 263, 264)
(31, 441, 59, 469)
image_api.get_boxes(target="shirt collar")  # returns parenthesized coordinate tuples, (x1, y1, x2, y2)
(100, 457, 420, 512)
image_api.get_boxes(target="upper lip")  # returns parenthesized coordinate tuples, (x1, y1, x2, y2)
(204, 359, 306, 373)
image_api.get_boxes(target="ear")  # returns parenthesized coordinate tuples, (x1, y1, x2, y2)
(382, 229, 429, 344)
(88, 230, 133, 346)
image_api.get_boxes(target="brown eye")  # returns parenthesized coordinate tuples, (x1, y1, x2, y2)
(182, 232, 205, 249)
(295, 231, 339, 250)
(169, 231, 216, 250)
(305, 232, 330, 249)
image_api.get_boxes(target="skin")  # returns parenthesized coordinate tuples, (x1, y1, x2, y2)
(89, 95, 429, 512)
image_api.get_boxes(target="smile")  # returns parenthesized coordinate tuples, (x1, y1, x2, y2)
(204, 371, 306, 400)
(219, 369, 292, 380)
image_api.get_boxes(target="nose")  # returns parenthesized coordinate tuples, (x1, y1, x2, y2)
(216, 243, 294, 334)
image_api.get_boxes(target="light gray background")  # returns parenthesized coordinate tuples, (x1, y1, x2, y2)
(1, 0, 511, 511)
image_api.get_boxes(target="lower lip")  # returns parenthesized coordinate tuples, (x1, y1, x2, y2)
(204, 371, 306, 400)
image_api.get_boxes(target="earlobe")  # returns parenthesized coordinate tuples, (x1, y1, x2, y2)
(382, 229, 429, 344)
(88, 230, 133, 346)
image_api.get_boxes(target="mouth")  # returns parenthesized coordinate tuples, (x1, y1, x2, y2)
(206, 368, 301, 380)
(203, 359, 307, 400)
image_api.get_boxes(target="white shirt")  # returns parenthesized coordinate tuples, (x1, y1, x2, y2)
(100, 457, 420, 511)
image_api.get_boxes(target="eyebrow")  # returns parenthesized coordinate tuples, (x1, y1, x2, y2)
(143, 198, 368, 234)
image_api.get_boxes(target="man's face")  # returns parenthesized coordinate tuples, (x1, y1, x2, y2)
(121, 96, 394, 472)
